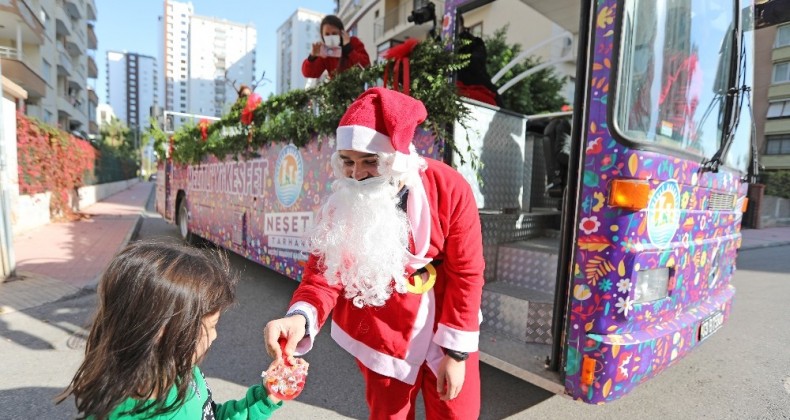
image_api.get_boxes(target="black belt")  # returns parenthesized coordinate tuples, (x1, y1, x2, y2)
(413, 260, 442, 276)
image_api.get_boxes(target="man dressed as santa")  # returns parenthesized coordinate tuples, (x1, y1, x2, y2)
(264, 87, 484, 420)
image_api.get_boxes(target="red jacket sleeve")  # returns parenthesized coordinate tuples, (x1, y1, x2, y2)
(341, 36, 371, 71)
(301, 56, 330, 79)
(426, 161, 485, 352)
(290, 254, 343, 330)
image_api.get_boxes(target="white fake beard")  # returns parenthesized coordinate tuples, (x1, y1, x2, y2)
(309, 176, 410, 308)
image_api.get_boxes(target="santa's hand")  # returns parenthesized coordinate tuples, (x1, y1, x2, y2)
(436, 355, 466, 401)
(263, 315, 306, 365)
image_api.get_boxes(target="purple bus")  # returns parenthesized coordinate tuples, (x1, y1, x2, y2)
(157, 0, 757, 404)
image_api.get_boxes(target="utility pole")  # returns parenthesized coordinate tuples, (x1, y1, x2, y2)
(0, 60, 17, 279)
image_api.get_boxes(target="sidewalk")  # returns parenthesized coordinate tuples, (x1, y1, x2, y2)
(0, 182, 154, 314)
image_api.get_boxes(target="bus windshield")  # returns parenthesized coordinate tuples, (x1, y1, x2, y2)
(614, 0, 736, 159)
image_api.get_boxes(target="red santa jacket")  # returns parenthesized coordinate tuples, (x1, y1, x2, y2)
(288, 158, 485, 384)
(301, 36, 371, 79)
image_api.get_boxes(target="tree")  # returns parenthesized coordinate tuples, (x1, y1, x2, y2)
(484, 26, 567, 115)
(96, 117, 139, 182)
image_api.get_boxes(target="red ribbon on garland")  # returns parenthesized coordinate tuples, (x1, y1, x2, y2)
(382, 38, 419, 96)
(198, 118, 211, 141)
(168, 135, 175, 160)
(241, 93, 262, 126)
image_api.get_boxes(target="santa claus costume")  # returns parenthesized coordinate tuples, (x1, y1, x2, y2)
(287, 87, 484, 420)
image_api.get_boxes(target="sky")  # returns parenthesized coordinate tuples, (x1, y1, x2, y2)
(94, 0, 335, 103)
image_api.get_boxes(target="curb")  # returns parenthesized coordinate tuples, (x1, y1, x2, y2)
(83, 184, 154, 291)
(739, 241, 790, 251)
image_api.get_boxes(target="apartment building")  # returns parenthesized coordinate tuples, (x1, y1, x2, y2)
(0, 0, 98, 136)
(276, 8, 324, 94)
(106, 51, 158, 131)
(755, 23, 790, 171)
(160, 0, 256, 127)
(335, 0, 576, 103)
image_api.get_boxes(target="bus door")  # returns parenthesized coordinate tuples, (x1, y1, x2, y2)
(556, 0, 753, 403)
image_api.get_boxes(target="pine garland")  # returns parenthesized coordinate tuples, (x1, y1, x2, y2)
(149, 38, 471, 165)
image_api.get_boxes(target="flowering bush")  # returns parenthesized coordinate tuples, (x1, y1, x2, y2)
(16, 113, 96, 219)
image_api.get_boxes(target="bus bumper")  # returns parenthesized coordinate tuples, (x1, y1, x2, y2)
(566, 284, 735, 403)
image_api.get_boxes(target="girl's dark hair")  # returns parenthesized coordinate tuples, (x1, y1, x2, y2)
(58, 241, 237, 419)
(320, 15, 345, 34)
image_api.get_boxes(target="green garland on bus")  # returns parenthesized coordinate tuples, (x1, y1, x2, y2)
(148, 38, 471, 166)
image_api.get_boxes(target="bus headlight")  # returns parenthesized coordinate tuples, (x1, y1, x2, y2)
(633, 268, 670, 303)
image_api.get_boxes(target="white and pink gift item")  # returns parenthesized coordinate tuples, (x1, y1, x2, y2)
(262, 338, 309, 400)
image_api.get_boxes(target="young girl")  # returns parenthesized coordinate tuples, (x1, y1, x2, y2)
(58, 241, 285, 419)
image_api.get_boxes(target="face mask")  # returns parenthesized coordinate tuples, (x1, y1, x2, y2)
(324, 35, 341, 48)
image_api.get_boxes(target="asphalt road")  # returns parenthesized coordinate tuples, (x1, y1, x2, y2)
(1, 200, 788, 419)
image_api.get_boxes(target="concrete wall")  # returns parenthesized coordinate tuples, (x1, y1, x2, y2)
(760, 195, 790, 227)
(12, 192, 51, 234)
(12, 178, 140, 234)
(75, 178, 140, 210)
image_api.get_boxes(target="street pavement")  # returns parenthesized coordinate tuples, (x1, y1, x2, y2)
(1, 183, 789, 418)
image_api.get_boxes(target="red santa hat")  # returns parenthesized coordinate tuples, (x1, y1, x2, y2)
(336, 87, 427, 172)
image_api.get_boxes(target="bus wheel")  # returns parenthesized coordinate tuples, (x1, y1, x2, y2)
(177, 198, 193, 243)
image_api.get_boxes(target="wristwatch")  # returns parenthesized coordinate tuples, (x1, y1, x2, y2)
(444, 348, 469, 362)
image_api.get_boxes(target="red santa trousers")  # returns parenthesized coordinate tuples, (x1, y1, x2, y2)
(356, 352, 480, 420)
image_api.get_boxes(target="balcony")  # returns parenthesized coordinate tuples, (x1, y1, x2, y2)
(64, 0, 82, 19)
(65, 36, 81, 56)
(57, 45, 73, 76)
(58, 93, 86, 120)
(56, 17, 71, 37)
(87, 55, 98, 78)
(87, 86, 98, 105)
(0, 51, 47, 99)
(373, 0, 444, 43)
(87, 23, 97, 50)
(0, 0, 45, 43)
(85, 0, 97, 21)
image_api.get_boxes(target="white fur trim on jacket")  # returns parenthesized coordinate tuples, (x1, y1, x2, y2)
(404, 172, 432, 271)
(287, 302, 319, 356)
(432, 323, 480, 353)
(331, 289, 436, 385)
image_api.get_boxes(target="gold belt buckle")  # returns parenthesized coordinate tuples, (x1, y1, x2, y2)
(406, 263, 437, 294)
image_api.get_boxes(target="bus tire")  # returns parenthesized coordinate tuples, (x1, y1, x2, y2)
(177, 196, 194, 244)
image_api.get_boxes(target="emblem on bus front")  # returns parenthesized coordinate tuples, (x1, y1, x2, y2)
(647, 180, 681, 249)
(274, 144, 304, 208)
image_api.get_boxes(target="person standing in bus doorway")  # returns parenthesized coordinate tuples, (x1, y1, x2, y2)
(544, 107, 572, 208)
(264, 87, 484, 420)
(302, 15, 371, 80)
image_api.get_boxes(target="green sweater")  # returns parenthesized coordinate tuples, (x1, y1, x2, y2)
(105, 366, 282, 419)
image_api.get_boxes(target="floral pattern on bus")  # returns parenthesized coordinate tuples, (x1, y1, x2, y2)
(563, 0, 747, 404)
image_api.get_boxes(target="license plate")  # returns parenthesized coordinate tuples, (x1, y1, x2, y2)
(698, 311, 724, 341)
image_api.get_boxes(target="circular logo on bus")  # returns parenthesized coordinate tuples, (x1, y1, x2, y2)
(274, 144, 303, 208)
(647, 180, 681, 249)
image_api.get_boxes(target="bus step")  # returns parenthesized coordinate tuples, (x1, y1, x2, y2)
(496, 236, 560, 295)
(478, 330, 563, 394)
(481, 282, 554, 345)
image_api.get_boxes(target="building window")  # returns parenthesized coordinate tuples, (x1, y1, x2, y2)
(767, 100, 790, 118)
(776, 25, 790, 48)
(774, 61, 790, 84)
(766, 135, 790, 155)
